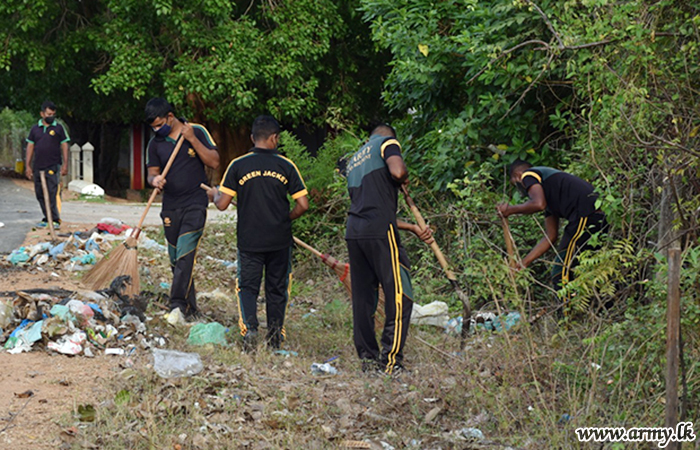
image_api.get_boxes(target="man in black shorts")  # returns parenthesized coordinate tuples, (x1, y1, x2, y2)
(345, 124, 433, 375)
(25, 100, 70, 229)
(145, 98, 220, 319)
(496, 159, 607, 294)
(207, 115, 308, 350)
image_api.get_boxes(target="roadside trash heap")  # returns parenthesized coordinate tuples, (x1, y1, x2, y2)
(0, 276, 165, 356)
(3, 218, 167, 271)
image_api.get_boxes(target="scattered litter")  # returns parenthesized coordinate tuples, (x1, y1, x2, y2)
(204, 255, 237, 271)
(152, 348, 204, 378)
(446, 311, 522, 335)
(160, 282, 171, 290)
(165, 308, 186, 326)
(457, 427, 485, 442)
(105, 348, 125, 356)
(48, 330, 87, 355)
(311, 362, 339, 375)
(411, 301, 449, 327)
(6, 247, 30, 265)
(274, 350, 298, 357)
(559, 413, 572, 424)
(187, 322, 228, 346)
(0, 222, 4, 228)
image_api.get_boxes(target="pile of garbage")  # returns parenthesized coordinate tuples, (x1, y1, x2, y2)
(3, 218, 167, 271)
(0, 276, 166, 356)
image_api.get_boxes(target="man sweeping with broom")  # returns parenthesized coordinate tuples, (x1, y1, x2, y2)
(345, 124, 433, 376)
(145, 98, 220, 320)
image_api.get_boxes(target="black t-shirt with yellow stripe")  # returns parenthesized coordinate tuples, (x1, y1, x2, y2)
(520, 166, 598, 221)
(147, 123, 218, 210)
(220, 148, 308, 252)
(345, 134, 403, 239)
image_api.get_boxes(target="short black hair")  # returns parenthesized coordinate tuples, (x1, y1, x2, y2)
(41, 101, 56, 112)
(251, 115, 281, 141)
(144, 98, 174, 124)
(370, 123, 396, 138)
(508, 159, 532, 177)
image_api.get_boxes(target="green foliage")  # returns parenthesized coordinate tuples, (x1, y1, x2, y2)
(0, 108, 34, 164)
(279, 130, 359, 241)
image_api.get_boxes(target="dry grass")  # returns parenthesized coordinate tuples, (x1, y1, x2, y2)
(60, 223, 698, 450)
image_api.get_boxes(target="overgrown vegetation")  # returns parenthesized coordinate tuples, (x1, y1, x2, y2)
(1, 0, 698, 446)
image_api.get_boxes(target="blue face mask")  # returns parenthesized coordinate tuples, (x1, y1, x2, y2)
(155, 123, 171, 138)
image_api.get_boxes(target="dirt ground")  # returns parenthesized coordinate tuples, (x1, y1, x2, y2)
(0, 215, 124, 449)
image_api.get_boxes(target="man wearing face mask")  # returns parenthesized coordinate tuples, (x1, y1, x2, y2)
(145, 97, 220, 320)
(496, 160, 606, 293)
(25, 100, 70, 229)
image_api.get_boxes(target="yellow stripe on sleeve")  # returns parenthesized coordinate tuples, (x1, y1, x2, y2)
(380, 139, 401, 159)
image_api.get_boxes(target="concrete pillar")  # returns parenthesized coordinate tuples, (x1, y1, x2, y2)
(70, 143, 81, 181)
(82, 142, 94, 184)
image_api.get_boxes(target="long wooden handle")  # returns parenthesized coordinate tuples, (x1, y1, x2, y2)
(39, 170, 57, 240)
(401, 185, 456, 281)
(501, 216, 515, 259)
(133, 136, 185, 236)
(292, 236, 325, 259)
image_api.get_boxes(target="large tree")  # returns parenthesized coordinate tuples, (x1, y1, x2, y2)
(0, 0, 391, 187)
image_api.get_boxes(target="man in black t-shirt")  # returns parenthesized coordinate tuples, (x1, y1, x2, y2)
(145, 98, 220, 319)
(207, 115, 308, 350)
(496, 159, 607, 293)
(345, 124, 433, 375)
(25, 100, 70, 228)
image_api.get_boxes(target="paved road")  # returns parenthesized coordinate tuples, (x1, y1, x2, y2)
(0, 177, 234, 254)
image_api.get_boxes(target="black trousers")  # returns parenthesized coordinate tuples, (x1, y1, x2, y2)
(33, 165, 61, 223)
(235, 247, 292, 347)
(347, 224, 414, 373)
(551, 211, 608, 291)
(161, 205, 206, 315)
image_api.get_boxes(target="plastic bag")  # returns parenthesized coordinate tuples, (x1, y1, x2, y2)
(187, 322, 228, 346)
(152, 348, 204, 378)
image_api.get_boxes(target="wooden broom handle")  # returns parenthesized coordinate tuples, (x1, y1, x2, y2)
(501, 216, 515, 260)
(292, 236, 325, 259)
(401, 185, 457, 281)
(134, 135, 185, 235)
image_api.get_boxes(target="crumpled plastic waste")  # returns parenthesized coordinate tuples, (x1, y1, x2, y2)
(411, 301, 449, 327)
(165, 308, 186, 326)
(47, 330, 87, 355)
(6, 247, 30, 265)
(152, 348, 203, 378)
(49, 242, 66, 258)
(457, 427, 485, 441)
(5, 320, 44, 353)
(311, 362, 338, 375)
(187, 322, 228, 346)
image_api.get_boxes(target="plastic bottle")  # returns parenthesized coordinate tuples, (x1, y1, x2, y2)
(311, 362, 338, 375)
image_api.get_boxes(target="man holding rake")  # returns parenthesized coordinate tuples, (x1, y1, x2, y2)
(345, 124, 433, 375)
(206, 115, 308, 350)
(145, 98, 220, 320)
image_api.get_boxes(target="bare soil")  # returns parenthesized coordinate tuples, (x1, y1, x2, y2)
(0, 218, 122, 449)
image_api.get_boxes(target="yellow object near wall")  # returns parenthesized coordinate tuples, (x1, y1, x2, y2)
(15, 159, 24, 174)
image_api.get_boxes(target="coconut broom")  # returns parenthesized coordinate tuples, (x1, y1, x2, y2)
(83, 136, 185, 296)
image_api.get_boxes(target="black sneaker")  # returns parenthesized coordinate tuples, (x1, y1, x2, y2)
(361, 359, 381, 373)
(379, 363, 410, 377)
(242, 330, 258, 353)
